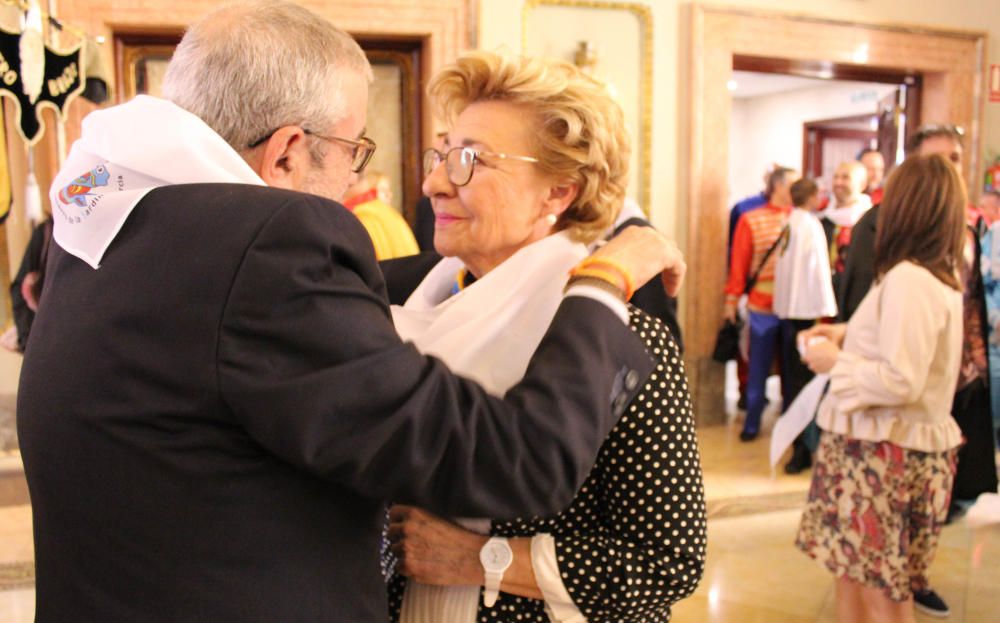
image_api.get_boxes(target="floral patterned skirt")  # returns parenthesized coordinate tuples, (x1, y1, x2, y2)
(795, 431, 957, 601)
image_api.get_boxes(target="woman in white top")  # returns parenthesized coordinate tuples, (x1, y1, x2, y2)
(796, 154, 967, 623)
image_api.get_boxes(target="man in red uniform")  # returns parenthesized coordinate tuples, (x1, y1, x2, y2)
(724, 166, 799, 440)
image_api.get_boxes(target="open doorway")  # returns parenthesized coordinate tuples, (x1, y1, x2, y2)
(683, 5, 986, 424)
(727, 70, 902, 209)
(729, 54, 922, 203)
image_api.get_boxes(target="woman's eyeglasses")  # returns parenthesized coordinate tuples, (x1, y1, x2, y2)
(423, 146, 539, 187)
(248, 128, 377, 174)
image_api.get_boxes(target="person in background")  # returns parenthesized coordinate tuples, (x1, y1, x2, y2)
(817, 161, 872, 295)
(979, 190, 1000, 448)
(727, 167, 775, 409)
(797, 154, 966, 623)
(859, 148, 886, 206)
(342, 170, 419, 260)
(839, 126, 967, 321)
(0, 217, 52, 353)
(727, 167, 774, 263)
(772, 178, 837, 473)
(977, 188, 1000, 227)
(724, 166, 798, 441)
(833, 123, 995, 618)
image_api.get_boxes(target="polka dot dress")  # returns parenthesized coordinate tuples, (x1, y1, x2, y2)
(387, 308, 707, 622)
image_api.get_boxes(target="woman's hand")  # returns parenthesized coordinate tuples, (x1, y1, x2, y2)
(387, 505, 487, 587)
(798, 322, 848, 348)
(802, 339, 841, 374)
(592, 226, 686, 297)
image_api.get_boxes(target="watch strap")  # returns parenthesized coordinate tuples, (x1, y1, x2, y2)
(483, 570, 503, 607)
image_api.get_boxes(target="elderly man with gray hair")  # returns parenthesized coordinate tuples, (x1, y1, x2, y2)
(17, 2, 685, 622)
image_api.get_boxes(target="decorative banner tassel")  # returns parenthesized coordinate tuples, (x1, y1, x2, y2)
(20, 1, 46, 105)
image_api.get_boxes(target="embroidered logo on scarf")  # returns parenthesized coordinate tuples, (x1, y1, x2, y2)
(57, 164, 110, 208)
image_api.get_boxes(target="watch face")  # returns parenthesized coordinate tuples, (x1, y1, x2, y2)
(479, 539, 513, 572)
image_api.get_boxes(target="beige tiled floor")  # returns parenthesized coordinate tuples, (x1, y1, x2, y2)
(1, 379, 998, 621)
(671, 505, 1000, 622)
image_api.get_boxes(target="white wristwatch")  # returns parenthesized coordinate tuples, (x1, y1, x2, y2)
(479, 536, 513, 607)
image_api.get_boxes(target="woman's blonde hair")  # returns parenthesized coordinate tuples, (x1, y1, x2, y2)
(428, 51, 630, 243)
(874, 153, 967, 291)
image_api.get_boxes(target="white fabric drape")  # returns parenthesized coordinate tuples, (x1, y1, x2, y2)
(773, 209, 838, 319)
(50, 95, 265, 268)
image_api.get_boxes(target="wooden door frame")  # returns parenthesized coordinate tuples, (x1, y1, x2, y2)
(684, 4, 986, 424)
(357, 38, 424, 226)
(113, 31, 183, 101)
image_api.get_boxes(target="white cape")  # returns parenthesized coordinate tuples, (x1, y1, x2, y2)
(773, 209, 838, 320)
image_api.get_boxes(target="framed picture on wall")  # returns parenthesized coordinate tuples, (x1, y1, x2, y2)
(111, 33, 424, 225)
(114, 34, 182, 101)
(357, 40, 423, 225)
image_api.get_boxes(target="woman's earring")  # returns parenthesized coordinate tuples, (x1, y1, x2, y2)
(545, 213, 558, 226)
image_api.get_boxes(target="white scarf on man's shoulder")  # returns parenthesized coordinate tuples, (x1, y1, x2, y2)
(50, 95, 265, 269)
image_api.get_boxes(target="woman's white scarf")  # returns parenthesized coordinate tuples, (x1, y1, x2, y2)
(391, 231, 588, 623)
(392, 231, 588, 393)
(49, 95, 265, 269)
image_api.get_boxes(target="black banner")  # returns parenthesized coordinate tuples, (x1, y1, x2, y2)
(0, 26, 84, 145)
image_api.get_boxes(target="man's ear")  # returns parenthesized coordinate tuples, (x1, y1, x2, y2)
(253, 126, 311, 190)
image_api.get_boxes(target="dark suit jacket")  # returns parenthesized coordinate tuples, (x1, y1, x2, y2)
(836, 205, 878, 322)
(614, 217, 683, 351)
(17, 184, 651, 623)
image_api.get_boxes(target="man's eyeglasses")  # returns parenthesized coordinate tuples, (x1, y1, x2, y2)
(248, 128, 377, 174)
(423, 146, 539, 187)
